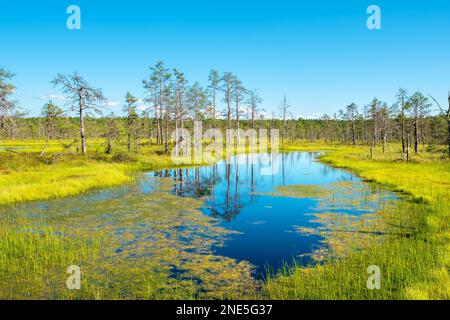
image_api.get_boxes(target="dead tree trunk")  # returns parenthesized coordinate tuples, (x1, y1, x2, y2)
(79, 94, 87, 155)
(406, 133, 410, 162)
(39, 136, 49, 158)
(351, 120, 356, 145)
(448, 93, 450, 158)
(413, 118, 419, 154)
(447, 112, 450, 158)
(429, 93, 450, 158)
(401, 115, 406, 153)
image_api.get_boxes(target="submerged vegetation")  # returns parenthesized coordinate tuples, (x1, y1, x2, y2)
(263, 180, 396, 261)
(0, 178, 257, 299)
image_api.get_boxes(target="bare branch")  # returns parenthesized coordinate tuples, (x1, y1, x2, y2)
(428, 95, 446, 116)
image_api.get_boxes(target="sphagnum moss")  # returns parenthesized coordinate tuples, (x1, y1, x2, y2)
(0, 179, 258, 300)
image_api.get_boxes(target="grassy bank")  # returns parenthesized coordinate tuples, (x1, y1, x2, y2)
(0, 139, 213, 205)
(0, 138, 339, 205)
(265, 143, 450, 299)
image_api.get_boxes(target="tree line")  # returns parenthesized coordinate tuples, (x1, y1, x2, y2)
(1, 63, 449, 159)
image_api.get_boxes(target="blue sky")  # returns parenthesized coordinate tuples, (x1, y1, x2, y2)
(1, 0, 449, 117)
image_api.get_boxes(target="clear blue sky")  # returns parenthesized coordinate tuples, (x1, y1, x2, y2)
(1, 0, 449, 117)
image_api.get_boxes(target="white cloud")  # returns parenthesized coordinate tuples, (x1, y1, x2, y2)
(39, 94, 65, 101)
(105, 101, 119, 107)
(249, 110, 325, 120)
(304, 112, 324, 120)
(136, 104, 150, 111)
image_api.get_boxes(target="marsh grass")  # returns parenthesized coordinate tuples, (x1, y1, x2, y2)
(0, 138, 247, 205)
(265, 201, 431, 298)
(265, 143, 450, 300)
(1, 139, 449, 299)
(0, 179, 259, 299)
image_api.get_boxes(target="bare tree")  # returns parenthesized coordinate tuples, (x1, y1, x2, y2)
(280, 95, 290, 144)
(124, 92, 139, 152)
(163, 84, 173, 153)
(344, 103, 359, 145)
(248, 89, 263, 131)
(144, 61, 171, 146)
(221, 72, 234, 130)
(103, 113, 120, 154)
(174, 69, 187, 144)
(208, 69, 220, 127)
(39, 100, 64, 157)
(187, 82, 207, 121)
(396, 88, 409, 152)
(0, 68, 19, 138)
(429, 91, 450, 158)
(368, 98, 382, 158)
(379, 103, 390, 154)
(143, 81, 158, 144)
(321, 114, 332, 142)
(232, 76, 246, 143)
(52, 72, 106, 154)
(409, 92, 431, 154)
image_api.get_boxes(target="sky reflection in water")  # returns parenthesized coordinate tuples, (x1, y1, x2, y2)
(148, 152, 395, 276)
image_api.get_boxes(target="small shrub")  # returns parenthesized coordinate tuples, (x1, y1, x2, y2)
(111, 151, 137, 163)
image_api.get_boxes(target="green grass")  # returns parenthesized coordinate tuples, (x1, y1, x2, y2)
(265, 142, 450, 300)
(0, 138, 256, 205)
(0, 139, 216, 205)
(0, 182, 258, 300)
(1, 139, 449, 299)
(318, 144, 450, 203)
(0, 157, 134, 204)
(0, 216, 208, 299)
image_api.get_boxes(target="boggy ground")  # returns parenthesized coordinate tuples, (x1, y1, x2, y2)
(0, 139, 449, 299)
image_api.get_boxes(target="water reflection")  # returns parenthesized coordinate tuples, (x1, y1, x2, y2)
(148, 152, 395, 275)
(2, 152, 396, 280)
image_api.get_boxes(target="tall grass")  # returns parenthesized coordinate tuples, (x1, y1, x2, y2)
(0, 138, 257, 205)
(0, 213, 100, 299)
(265, 143, 450, 300)
(0, 138, 215, 205)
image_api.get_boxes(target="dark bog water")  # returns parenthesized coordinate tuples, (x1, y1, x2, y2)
(6, 152, 395, 279)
